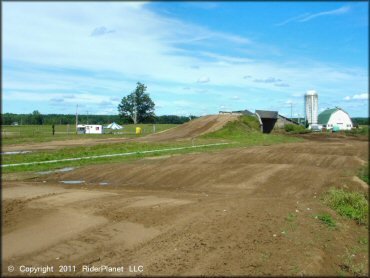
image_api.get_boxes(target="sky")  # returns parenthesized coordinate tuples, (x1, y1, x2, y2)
(2, 1, 369, 117)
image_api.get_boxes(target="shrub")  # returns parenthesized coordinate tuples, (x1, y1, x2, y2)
(322, 188, 368, 226)
(317, 213, 336, 228)
(345, 126, 369, 137)
(284, 124, 309, 134)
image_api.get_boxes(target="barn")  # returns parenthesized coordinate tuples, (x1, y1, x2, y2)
(318, 107, 353, 131)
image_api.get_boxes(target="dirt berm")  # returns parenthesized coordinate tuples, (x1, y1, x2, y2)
(137, 114, 240, 142)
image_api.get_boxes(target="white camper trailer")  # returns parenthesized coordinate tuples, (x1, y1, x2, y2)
(77, 124, 103, 134)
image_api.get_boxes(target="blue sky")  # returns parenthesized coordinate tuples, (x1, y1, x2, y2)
(3, 1, 368, 117)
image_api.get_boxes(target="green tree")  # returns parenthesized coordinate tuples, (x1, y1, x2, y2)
(118, 82, 155, 124)
(31, 110, 43, 125)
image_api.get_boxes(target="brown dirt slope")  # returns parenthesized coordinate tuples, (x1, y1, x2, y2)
(2, 138, 368, 276)
(137, 114, 240, 142)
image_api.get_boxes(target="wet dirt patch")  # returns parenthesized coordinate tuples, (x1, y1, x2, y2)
(2, 184, 68, 200)
(29, 191, 117, 207)
(60, 180, 85, 184)
(127, 196, 192, 208)
(37, 167, 76, 175)
(2, 210, 107, 260)
(2, 150, 32, 155)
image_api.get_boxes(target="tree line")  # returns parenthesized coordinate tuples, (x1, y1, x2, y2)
(1, 112, 197, 126)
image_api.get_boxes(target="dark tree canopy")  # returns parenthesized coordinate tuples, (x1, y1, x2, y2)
(117, 82, 155, 124)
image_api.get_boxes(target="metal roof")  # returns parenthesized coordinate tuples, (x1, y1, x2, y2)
(255, 110, 278, 119)
(318, 108, 339, 124)
(232, 109, 254, 116)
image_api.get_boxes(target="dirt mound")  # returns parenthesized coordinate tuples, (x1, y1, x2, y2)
(138, 114, 240, 142)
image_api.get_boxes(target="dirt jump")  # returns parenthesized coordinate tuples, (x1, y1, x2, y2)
(2, 114, 239, 152)
(2, 136, 368, 276)
(137, 114, 240, 142)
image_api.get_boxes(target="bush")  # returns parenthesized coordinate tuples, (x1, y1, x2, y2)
(345, 126, 369, 137)
(284, 124, 309, 134)
(322, 188, 368, 226)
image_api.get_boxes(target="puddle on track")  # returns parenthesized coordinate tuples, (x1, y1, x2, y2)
(37, 167, 76, 175)
(60, 180, 85, 184)
(2, 151, 32, 155)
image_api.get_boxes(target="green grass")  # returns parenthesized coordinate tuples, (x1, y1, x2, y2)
(201, 115, 301, 145)
(340, 247, 367, 276)
(1, 124, 178, 145)
(345, 125, 369, 137)
(284, 124, 310, 134)
(322, 188, 368, 226)
(316, 213, 337, 229)
(1, 140, 233, 173)
(358, 164, 369, 184)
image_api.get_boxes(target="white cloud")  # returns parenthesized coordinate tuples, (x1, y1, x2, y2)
(352, 93, 368, 100)
(299, 6, 351, 22)
(276, 6, 350, 26)
(197, 76, 210, 83)
(343, 93, 368, 100)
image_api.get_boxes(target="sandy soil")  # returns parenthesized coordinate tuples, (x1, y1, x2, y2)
(137, 114, 240, 142)
(2, 114, 239, 152)
(2, 136, 368, 276)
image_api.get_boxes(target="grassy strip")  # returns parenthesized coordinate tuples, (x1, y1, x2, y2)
(1, 141, 235, 173)
(1, 124, 178, 145)
(322, 188, 368, 226)
(358, 164, 369, 184)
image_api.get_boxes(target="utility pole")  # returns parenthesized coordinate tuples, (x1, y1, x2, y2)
(75, 104, 78, 133)
(290, 103, 293, 120)
(86, 111, 89, 124)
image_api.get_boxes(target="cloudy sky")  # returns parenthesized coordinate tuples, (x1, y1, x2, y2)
(3, 1, 368, 117)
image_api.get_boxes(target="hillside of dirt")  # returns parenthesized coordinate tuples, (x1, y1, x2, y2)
(137, 114, 240, 142)
(2, 136, 368, 276)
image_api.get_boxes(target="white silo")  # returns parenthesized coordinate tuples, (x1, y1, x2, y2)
(304, 90, 318, 125)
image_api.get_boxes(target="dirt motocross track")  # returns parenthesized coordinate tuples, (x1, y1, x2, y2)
(137, 114, 240, 142)
(2, 114, 240, 152)
(2, 135, 368, 276)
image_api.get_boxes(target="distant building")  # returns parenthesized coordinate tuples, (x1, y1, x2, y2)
(232, 109, 254, 116)
(77, 124, 103, 134)
(318, 107, 353, 131)
(305, 90, 318, 125)
(275, 114, 300, 129)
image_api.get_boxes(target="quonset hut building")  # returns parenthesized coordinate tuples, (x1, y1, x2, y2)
(318, 107, 353, 131)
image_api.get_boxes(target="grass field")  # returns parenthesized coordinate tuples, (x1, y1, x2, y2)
(1, 124, 178, 145)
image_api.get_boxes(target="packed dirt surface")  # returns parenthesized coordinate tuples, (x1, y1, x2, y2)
(2, 137, 131, 152)
(2, 114, 239, 152)
(2, 137, 368, 276)
(138, 114, 240, 142)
